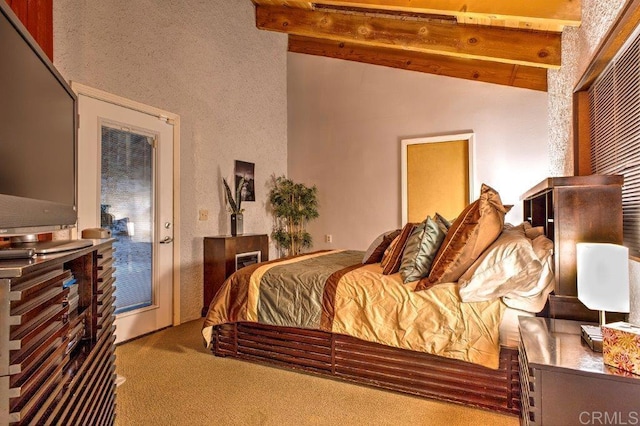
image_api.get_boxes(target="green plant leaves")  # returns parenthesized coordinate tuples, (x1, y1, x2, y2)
(268, 175, 319, 257)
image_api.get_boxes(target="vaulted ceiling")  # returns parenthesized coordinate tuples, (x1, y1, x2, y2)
(250, 0, 582, 91)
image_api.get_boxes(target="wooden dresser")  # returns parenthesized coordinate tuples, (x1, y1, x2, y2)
(521, 175, 623, 321)
(0, 240, 116, 425)
(202, 234, 269, 316)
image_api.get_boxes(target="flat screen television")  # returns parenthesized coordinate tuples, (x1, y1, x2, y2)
(0, 2, 78, 240)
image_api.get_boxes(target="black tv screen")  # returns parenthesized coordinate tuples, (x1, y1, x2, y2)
(0, 3, 77, 236)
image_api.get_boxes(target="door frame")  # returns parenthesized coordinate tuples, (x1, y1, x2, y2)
(400, 132, 475, 224)
(71, 82, 181, 326)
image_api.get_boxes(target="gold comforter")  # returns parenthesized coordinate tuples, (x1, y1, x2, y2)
(202, 250, 505, 369)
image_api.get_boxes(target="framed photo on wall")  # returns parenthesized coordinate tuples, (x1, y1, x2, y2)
(235, 160, 255, 202)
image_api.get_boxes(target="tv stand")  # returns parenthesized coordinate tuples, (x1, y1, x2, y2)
(12, 239, 93, 255)
(1, 239, 116, 424)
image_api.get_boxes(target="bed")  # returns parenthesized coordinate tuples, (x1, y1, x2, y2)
(202, 184, 555, 414)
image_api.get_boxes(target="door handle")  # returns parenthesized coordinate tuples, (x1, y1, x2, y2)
(160, 236, 173, 244)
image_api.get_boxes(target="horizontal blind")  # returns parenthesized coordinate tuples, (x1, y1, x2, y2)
(589, 31, 640, 256)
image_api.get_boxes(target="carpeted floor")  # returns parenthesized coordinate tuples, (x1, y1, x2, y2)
(114, 319, 519, 426)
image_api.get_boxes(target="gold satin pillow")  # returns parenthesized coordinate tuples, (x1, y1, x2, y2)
(400, 216, 446, 283)
(416, 184, 507, 291)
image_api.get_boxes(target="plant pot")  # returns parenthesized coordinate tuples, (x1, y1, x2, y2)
(231, 213, 243, 236)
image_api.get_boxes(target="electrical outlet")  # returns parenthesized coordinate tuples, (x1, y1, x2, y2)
(198, 209, 209, 221)
(325, 234, 332, 243)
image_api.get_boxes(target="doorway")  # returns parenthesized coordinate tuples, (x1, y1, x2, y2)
(74, 83, 180, 343)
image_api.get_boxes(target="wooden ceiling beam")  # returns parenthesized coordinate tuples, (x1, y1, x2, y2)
(256, 4, 562, 68)
(273, 0, 581, 27)
(287, 0, 582, 26)
(289, 34, 548, 91)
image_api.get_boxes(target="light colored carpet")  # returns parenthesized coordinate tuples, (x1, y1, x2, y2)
(115, 319, 519, 426)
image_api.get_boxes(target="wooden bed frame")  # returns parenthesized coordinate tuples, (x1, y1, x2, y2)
(211, 322, 521, 414)
(208, 175, 623, 417)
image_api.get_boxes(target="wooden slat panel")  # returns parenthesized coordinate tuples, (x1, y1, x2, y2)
(237, 332, 332, 357)
(9, 325, 66, 386)
(257, 4, 561, 68)
(235, 346, 333, 373)
(95, 385, 116, 426)
(289, 35, 548, 91)
(237, 336, 333, 365)
(334, 339, 508, 386)
(9, 338, 66, 421)
(9, 360, 63, 425)
(56, 333, 115, 424)
(212, 322, 520, 414)
(237, 322, 333, 347)
(72, 354, 114, 425)
(97, 275, 115, 295)
(335, 359, 509, 400)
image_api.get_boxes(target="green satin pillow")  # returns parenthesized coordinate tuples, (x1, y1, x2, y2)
(400, 216, 446, 283)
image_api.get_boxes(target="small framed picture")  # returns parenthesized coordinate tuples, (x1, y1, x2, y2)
(234, 160, 255, 202)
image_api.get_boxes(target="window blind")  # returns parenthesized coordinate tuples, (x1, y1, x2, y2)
(589, 30, 640, 256)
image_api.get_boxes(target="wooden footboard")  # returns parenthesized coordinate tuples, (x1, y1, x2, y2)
(211, 322, 520, 415)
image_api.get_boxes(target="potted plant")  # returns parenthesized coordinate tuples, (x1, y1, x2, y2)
(223, 177, 245, 236)
(268, 175, 319, 257)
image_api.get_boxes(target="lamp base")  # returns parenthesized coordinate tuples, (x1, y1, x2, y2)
(581, 325, 603, 352)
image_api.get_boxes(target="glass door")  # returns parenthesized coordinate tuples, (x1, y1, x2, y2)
(77, 91, 174, 344)
(100, 126, 154, 314)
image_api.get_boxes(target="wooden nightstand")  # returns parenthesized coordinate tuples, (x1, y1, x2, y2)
(519, 316, 640, 425)
(202, 234, 268, 316)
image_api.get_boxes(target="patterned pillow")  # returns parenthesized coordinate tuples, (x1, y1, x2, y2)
(380, 234, 399, 270)
(400, 216, 447, 283)
(362, 229, 401, 264)
(416, 184, 507, 291)
(381, 223, 416, 275)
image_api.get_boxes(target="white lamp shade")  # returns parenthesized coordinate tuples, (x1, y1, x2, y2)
(576, 243, 630, 313)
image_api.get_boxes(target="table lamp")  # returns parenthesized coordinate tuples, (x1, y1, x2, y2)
(576, 242, 630, 351)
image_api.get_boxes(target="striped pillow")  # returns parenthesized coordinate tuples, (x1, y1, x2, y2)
(381, 223, 417, 275)
(363, 229, 401, 264)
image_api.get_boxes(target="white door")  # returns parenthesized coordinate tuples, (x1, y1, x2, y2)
(76, 87, 176, 344)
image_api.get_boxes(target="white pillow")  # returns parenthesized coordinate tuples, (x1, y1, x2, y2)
(458, 226, 542, 303)
(501, 235, 554, 312)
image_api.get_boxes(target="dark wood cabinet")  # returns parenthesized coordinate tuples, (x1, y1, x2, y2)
(519, 317, 640, 426)
(521, 175, 623, 321)
(0, 240, 116, 425)
(202, 234, 268, 316)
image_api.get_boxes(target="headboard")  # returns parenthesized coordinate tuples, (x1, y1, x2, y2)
(520, 175, 624, 322)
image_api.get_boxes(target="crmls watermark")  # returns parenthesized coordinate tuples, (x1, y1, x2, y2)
(580, 411, 640, 425)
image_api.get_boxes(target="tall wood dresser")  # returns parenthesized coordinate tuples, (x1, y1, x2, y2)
(520, 174, 623, 321)
(0, 240, 116, 425)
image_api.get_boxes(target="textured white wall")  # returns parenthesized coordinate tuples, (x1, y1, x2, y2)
(547, 0, 639, 323)
(548, 0, 627, 176)
(53, 1, 288, 322)
(287, 54, 549, 252)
